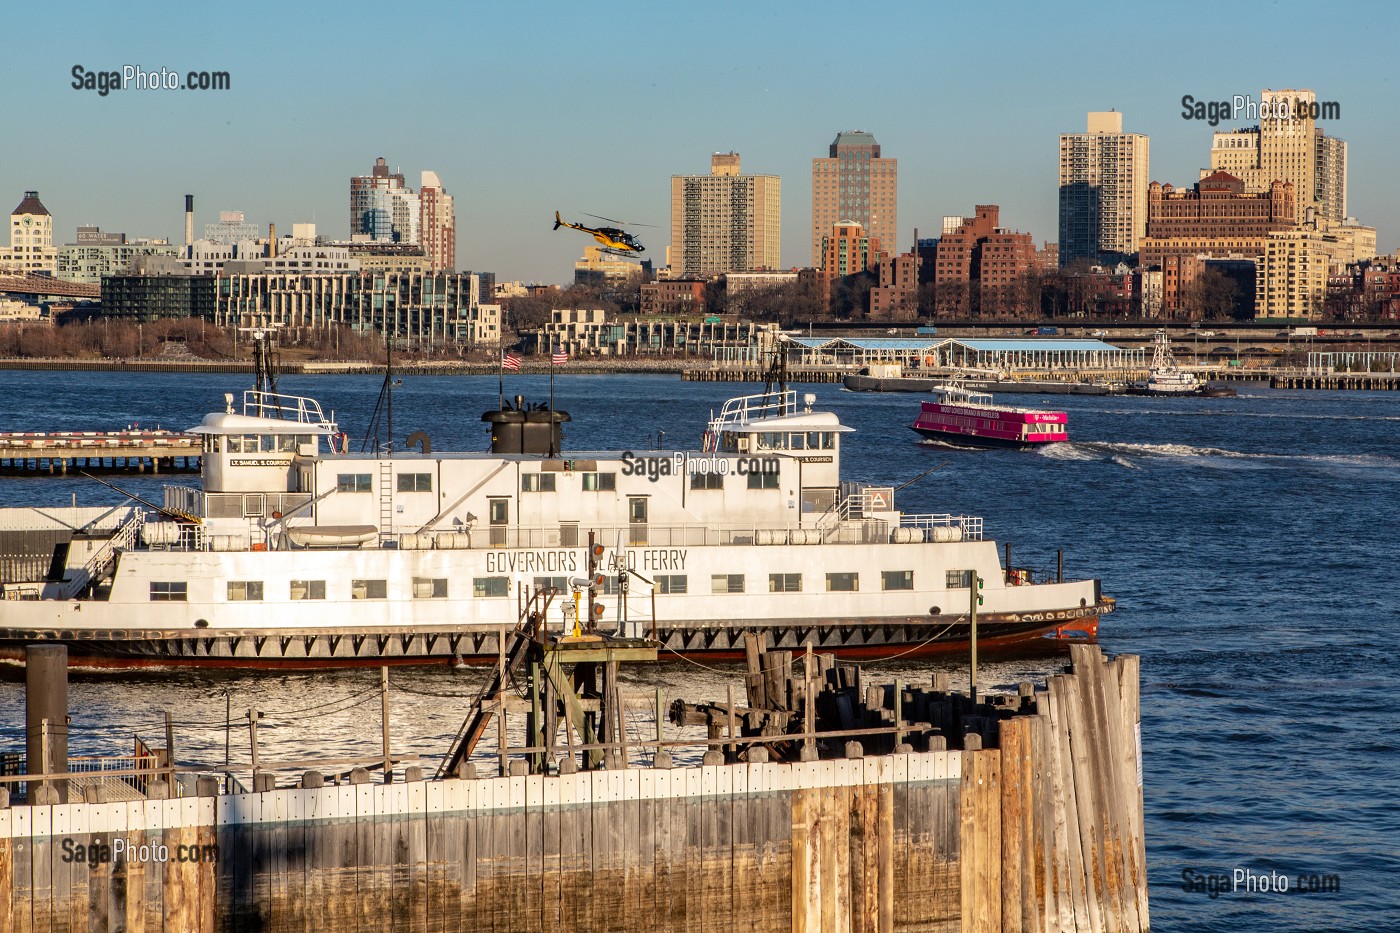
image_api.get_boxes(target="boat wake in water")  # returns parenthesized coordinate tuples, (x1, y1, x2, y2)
(1038, 440, 1400, 475)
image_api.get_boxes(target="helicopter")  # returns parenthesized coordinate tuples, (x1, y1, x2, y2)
(553, 211, 647, 256)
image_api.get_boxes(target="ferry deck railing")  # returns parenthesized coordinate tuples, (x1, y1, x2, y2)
(702, 390, 799, 450)
(57, 507, 146, 598)
(243, 390, 335, 428)
(119, 517, 984, 552)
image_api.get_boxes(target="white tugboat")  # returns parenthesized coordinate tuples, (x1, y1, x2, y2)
(0, 375, 1113, 668)
(1130, 330, 1203, 396)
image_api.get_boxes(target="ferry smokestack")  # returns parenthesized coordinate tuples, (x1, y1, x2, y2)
(184, 195, 194, 247)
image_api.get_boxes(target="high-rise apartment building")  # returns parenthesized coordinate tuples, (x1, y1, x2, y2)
(933, 205, 1037, 316)
(418, 171, 456, 272)
(1203, 89, 1347, 224)
(811, 132, 897, 267)
(350, 157, 420, 244)
(1315, 133, 1347, 224)
(669, 153, 781, 275)
(348, 159, 454, 269)
(819, 221, 879, 285)
(3, 191, 56, 275)
(1058, 112, 1150, 267)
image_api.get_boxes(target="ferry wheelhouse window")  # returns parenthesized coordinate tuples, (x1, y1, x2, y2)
(412, 577, 448, 599)
(946, 570, 973, 588)
(711, 573, 744, 593)
(690, 472, 723, 490)
(769, 573, 801, 593)
(149, 581, 187, 601)
(882, 570, 914, 591)
(747, 470, 780, 490)
(227, 581, 264, 601)
(473, 577, 509, 598)
(352, 579, 388, 600)
(656, 574, 688, 594)
(290, 580, 326, 600)
(826, 572, 858, 592)
(397, 473, 432, 493)
(337, 473, 372, 493)
(522, 473, 556, 492)
(582, 472, 616, 491)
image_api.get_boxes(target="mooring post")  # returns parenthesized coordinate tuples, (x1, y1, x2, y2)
(894, 677, 904, 749)
(381, 666, 392, 783)
(164, 710, 175, 786)
(528, 660, 542, 774)
(969, 571, 981, 705)
(248, 707, 261, 777)
(726, 684, 736, 763)
(803, 645, 815, 758)
(497, 693, 509, 777)
(40, 719, 51, 791)
(655, 686, 663, 745)
(26, 644, 68, 803)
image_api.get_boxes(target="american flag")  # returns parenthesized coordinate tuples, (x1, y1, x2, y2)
(502, 351, 521, 372)
(551, 350, 568, 366)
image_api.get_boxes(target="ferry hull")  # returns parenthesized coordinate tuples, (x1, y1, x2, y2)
(0, 603, 1108, 671)
(911, 426, 1060, 450)
(843, 374, 936, 393)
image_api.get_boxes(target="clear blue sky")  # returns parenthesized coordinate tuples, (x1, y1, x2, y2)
(3, 0, 1396, 283)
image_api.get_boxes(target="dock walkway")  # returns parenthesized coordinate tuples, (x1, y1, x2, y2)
(0, 431, 200, 475)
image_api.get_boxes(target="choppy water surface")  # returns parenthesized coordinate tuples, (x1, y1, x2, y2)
(0, 370, 1396, 931)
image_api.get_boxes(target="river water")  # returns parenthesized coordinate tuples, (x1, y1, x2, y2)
(0, 369, 1395, 931)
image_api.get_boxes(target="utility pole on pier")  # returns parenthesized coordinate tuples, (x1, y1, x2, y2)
(968, 571, 983, 704)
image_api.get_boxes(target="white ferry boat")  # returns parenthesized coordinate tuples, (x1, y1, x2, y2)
(0, 385, 1113, 668)
(911, 385, 1069, 449)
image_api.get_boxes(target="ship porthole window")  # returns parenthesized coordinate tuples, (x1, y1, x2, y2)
(929, 606, 941, 616)
(195, 619, 209, 628)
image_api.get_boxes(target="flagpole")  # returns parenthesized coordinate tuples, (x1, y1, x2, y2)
(498, 348, 504, 410)
(548, 343, 557, 457)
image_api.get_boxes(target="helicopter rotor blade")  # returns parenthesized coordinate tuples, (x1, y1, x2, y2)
(582, 212, 657, 228)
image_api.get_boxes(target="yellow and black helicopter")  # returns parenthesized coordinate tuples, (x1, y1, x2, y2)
(553, 211, 647, 256)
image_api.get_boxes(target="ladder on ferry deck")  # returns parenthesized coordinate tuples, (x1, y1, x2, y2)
(378, 460, 394, 543)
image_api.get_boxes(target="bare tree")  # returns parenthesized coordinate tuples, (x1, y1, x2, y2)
(1180, 268, 1241, 321)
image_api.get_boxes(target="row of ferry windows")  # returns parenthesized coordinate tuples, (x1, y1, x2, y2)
(716, 431, 835, 451)
(337, 472, 621, 494)
(151, 570, 918, 601)
(337, 473, 435, 493)
(337, 470, 780, 496)
(152, 578, 449, 601)
(221, 434, 313, 453)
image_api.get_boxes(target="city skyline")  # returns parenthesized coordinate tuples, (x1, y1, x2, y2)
(3, 1, 1398, 283)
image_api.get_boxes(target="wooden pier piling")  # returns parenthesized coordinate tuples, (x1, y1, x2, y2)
(0, 647, 1146, 931)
